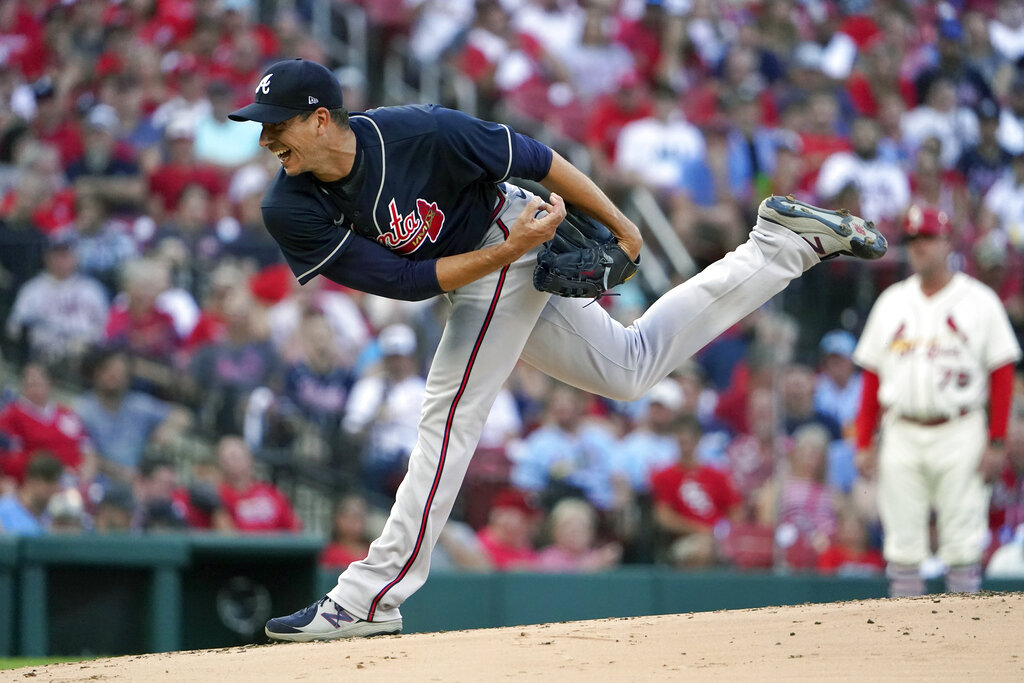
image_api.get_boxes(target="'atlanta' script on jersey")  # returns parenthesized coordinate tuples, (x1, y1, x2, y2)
(384, 198, 446, 254)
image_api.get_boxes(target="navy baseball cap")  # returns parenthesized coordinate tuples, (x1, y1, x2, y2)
(229, 58, 343, 124)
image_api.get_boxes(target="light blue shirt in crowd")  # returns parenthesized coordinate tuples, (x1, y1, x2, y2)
(74, 391, 171, 468)
(0, 494, 46, 535)
(511, 423, 618, 510)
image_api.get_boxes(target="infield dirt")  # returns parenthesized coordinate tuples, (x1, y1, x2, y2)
(3, 592, 1022, 681)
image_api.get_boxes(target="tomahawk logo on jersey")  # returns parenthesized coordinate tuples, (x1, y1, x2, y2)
(384, 198, 447, 254)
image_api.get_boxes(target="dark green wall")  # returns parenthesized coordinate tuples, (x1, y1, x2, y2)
(2, 535, 1022, 656)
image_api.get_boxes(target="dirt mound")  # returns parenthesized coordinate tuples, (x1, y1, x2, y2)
(5, 593, 1022, 681)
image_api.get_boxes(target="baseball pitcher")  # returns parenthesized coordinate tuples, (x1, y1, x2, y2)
(228, 58, 887, 640)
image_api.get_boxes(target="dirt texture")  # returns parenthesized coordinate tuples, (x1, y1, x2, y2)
(4, 593, 1022, 682)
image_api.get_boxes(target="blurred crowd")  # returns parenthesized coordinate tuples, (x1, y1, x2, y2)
(1, 0, 1024, 580)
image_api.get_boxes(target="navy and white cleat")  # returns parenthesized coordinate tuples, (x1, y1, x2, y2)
(758, 194, 888, 261)
(265, 596, 402, 642)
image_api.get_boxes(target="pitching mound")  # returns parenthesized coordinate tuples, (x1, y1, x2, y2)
(4, 593, 1022, 681)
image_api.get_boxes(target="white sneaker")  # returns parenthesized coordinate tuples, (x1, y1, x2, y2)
(264, 596, 402, 642)
(758, 195, 887, 260)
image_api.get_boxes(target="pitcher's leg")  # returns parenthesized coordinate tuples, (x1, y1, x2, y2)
(329, 253, 550, 622)
(520, 219, 819, 399)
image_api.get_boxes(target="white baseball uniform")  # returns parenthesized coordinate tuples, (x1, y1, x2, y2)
(854, 272, 1021, 568)
(329, 186, 819, 620)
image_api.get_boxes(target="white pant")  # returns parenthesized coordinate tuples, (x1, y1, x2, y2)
(329, 185, 818, 621)
(878, 410, 990, 567)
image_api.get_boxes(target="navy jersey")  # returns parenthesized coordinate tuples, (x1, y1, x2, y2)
(261, 105, 553, 298)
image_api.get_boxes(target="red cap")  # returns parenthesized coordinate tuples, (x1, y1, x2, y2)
(490, 489, 538, 516)
(904, 205, 950, 239)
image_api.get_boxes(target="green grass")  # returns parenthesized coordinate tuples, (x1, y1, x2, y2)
(0, 656, 101, 670)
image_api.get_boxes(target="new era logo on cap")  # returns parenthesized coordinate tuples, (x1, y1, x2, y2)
(229, 59, 343, 124)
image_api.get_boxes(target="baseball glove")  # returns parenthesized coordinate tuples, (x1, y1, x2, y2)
(533, 207, 639, 299)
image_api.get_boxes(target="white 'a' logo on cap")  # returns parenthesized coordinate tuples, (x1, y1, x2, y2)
(256, 73, 273, 95)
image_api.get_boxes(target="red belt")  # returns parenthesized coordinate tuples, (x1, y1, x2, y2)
(899, 408, 971, 426)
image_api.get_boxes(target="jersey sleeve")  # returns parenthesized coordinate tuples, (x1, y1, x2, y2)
(262, 203, 353, 285)
(978, 287, 1022, 370)
(318, 234, 443, 301)
(433, 107, 553, 183)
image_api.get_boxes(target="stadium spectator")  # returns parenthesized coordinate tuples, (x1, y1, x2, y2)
(65, 103, 146, 213)
(957, 98, 1013, 213)
(813, 330, 863, 437)
(722, 387, 781, 510)
(780, 364, 842, 441)
(614, 81, 705, 195)
(266, 275, 370, 368)
(582, 71, 652, 192)
(815, 506, 884, 576)
(988, 0, 1024, 64)
(814, 116, 911, 231)
(988, 406, 1024, 558)
(405, 0, 476, 67)
(216, 435, 302, 533)
(258, 312, 354, 459)
(757, 424, 841, 570)
(535, 497, 622, 573)
(615, 379, 686, 495)
(562, 7, 635, 104)
(0, 140, 74, 236)
(996, 73, 1024, 156)
(908, 145, 970, 243)
(104, 258, 182, 363)
(91, 482, 135, 533)
(74, 348, 190, 482)
(320, 492, 372, 569)
(900, 76, 979, 170)
(913, 15, 993, 114)
(133, 456, 227, 532)
(0, 362, 95, 484)
(217, 160, 283, 269)
(650, 415, 741, 569)
(25, 77, 83, 167)
(0, 453, 63, 536)
(194, 80, 262, 171)
(978, 150, 1024, 249)
(71, 193, 139, 297)
(511, 383, 620, 513)
(613, 0, 664, 84)
(794, 90, 850, 196)
(150, 183, 222, 297)
(5, 230, 109, 367)
(188, 286, 280, 437)
(342, 323, 426, 504)
(781, 362, 855, 492)
(475, 487, 540, 571)
(146, 117, 227, 223)
(846, 39, 916, 120)
(102, 74, 164, 174)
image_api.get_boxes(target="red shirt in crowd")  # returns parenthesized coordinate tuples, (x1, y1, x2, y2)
(476, 527, 537, 570)
(147, 163, 226, 215)
(105, 304, 182, 359)
(650, 463, 741, 527)
(218, 481, 302, 533)
(584, 94, 653, 163)
(319, 542, 370, 569)
(0, 399, 88, 481)
(816, 545, 885, 575)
